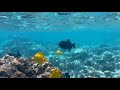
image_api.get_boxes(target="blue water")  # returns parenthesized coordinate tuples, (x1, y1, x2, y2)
(0, 12, 120, 53)
(0, 12, 120, 51)
(1, 12, 120, 78)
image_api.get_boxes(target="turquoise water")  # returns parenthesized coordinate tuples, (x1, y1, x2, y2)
(0, 13, 120, 54)
(1, 12, 120, 78)
(0, 12, 120, 48)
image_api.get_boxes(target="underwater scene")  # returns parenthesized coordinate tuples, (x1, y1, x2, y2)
(0, 12, 120, 78)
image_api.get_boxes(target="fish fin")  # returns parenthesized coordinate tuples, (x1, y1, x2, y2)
(37, 52, 44, 57)
(72, 43, 75, 48)
(67, 39, 70, 43)
(44, 57, 48, 62)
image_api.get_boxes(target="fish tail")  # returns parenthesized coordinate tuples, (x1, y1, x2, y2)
(72, 43, 75, 48)
(44, 58, 48, 62)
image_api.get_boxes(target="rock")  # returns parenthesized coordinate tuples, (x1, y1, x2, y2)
(94, 70, 104, 75)
(24, 68, 36, 77)
(79, 73, 85, 78)
(17, 58, 26, 63)
(92, 55, 100, 60)
(37, 74, 42, 78)
(0, 65, 16, 77)
(113, 55, 120, 61)
(11, 71, 28, 78)
(45, 66, 51, 72)
(94, 47, 111, 55)
(0, 71, 9, 77)
(30, 74, 37, 78)
(115, 62, 120, 69)
(3, 55, 11, 59)
(44, 72, 50, 77)
(32, 63, 39, 68)
(97, 60, 106, 65)
(84, 60, 92, 66)
(0, 54, 64, 78)
(16, 64, 26, 72)
(101, 51, 113, 61)
(73, 48, 89, 60)
(42, 62, 50, 68)
(0, 76, 9, 78)
(0, 61, 3, 65)
(104, 71, 112, 77)
(11, 58, 21, 66)
(41, 74, 48, 78)
(85, 75, 93, 78)
(101, 65, 115, 72)
(37, 66, 45, 74)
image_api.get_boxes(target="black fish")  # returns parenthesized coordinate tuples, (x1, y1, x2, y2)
(58, 39, 75, 51)
(8, 52, 21, 58)
(64, 73, 70, 78)
(57, 12, 71, 15)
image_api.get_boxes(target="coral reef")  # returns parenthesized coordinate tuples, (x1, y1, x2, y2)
(49, 46, 120, 78)
(72, 48, 89, 60)
(1, 38, 120, 78)
(0, 55, 63, 78)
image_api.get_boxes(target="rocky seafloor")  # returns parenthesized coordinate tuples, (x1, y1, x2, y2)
(0, 55, 62, 78)
(48, 45, 120, 78)
(1, 45, 120, 78)
(1, 38, 120, 78)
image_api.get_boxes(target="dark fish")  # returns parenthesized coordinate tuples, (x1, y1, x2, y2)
(8, 52, 21, 58)
(57, 12, 71, 15)
(64, 73, 70, 78)
(58, 39, 75, 51)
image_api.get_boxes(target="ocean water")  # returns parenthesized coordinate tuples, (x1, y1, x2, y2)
(1, 12, 120, 78)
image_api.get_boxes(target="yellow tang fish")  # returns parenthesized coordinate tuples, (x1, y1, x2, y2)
(49, 68, 62, 78)
(55, 50, 63, 55)
(33, 52, 48, 64)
